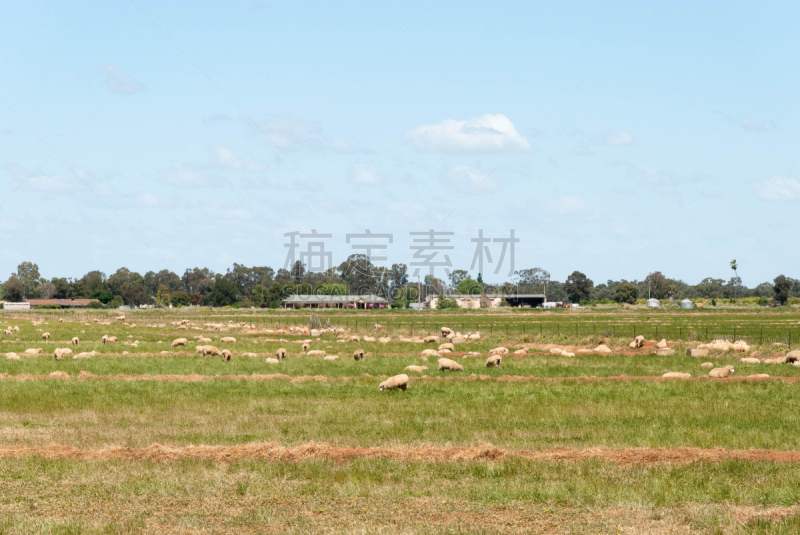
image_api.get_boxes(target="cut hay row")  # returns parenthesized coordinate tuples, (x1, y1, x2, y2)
(2, 371, 798, 383)
(2, 442, 800, 465)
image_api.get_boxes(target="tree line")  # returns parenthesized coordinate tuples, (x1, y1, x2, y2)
(1, 259, 799, 308)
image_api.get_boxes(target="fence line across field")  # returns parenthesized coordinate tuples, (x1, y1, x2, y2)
(0, 310, 794, 348)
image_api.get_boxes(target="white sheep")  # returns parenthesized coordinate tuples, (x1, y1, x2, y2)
(23, 348, 43, 356)
(353, 349, 366, 361)
(709, 365, 735, 378)
(276, 348, 287, 359)
(265, 357, 280, 364)
(220, 337, 236, 343)
(485, 355, 502, 368)
(41, 332, 50, 340)
(438, 358, 464, 372)
(221, 349, 232, 362)
(171, 338, 188, 348)
(662, 372, 691, 379)
(404, 365, 428, 373)
(379, 374, 409, 391)
(71, 337, 79, 346)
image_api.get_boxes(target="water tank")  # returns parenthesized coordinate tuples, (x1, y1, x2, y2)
(646, 298, 661, 308)
(680, 299, 694, 309)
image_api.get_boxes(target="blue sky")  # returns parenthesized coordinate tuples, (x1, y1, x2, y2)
(1, 1, 798, 287)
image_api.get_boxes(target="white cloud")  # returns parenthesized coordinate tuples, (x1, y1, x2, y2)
(252, 116, 352, 153)
(440, 166, 498, 193)
(753, 176, 800, 202)
(605, 132, 634, 146)
(98, 64, 144, 94)
(741, 117, 764, 133)
(211, 147, 267, 172)
(538, 196, 599, 220)
(133, 193, 163, 208)
(163, 163, 213, 187)
(326, 137, 353, 153)
(5, 163, 79, 194)
(350, 163, 381, 184)
(405, 114, 531, 154)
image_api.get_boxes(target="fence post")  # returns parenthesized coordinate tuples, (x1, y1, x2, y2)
(760, 328, 763, 346)
(679, 327, 682, 341)
(733, 328, 736, 343)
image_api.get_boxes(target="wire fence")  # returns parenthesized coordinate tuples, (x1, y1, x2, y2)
(0, 310, 794, 347)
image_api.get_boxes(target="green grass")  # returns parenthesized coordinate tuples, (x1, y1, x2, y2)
(0, 379, 798, 450)
(0, 457, 799, 534)
(1, 351, 798, 379)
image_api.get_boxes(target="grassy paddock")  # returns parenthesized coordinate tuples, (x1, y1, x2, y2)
(0, 457, 800, 534)
(0, 379, 798, 450)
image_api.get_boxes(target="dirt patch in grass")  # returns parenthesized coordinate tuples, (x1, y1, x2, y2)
(4, 442, 800, 465)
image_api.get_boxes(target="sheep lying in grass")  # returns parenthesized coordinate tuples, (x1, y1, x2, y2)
(438, 358, 464, 372)
(6, 353, 20, 360)
(404, 365, 428, 373)
(265, 357, 280, 364)
(242, 352, 257, 358)
(54, 348, 73, 360)
(198, 336, 212, 344)
(489, 347, 509, 355)
(709, 365, 734, 378)
(171, 338, 188, 348)
(379, 374, 409, 391)
(23, 348, 43, 356)
(485, 355, 502, 368)
(307, 350, 326, 357)
(662, 372, 691, 379)
(323, 355, 339, 361)
(220, 337, 236, 343)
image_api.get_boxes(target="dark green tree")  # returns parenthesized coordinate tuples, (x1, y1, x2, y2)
(3, 276, 25, 302)
(209, 275, 239, 306)
(564, 271, 594, 303)
(170, 291, 191, 307)
(614, 282, 639, 304)
(774, 275, 791, 305)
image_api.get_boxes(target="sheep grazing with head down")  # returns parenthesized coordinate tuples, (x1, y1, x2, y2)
(374, 323, 383, 331)
(379, 374, 409, 391)
(71, 337, 79, 346)
(41, 332, 50, 340)
(301, 342, 309, 352)
(276, 348, 287, 359)
(485, 355, 502, 368)
(438, 358, 464, 372)
(221, 349, 232, 362)
(353, 349, 366, 361)
(709, 365, 735, 378)
(203, 346, 222, 357)
(171, 338, 188, 348)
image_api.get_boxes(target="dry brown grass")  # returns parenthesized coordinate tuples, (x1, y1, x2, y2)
(2, 442, 800, 465)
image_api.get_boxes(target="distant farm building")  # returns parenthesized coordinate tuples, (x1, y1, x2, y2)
(2, 302, 31, 311)
(281, 294, 388, 309)
(25, 299, 101, 309)
(426, 294, 546, 309)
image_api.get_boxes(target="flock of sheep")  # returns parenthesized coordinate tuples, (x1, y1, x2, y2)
(3, 317, 799, 387)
